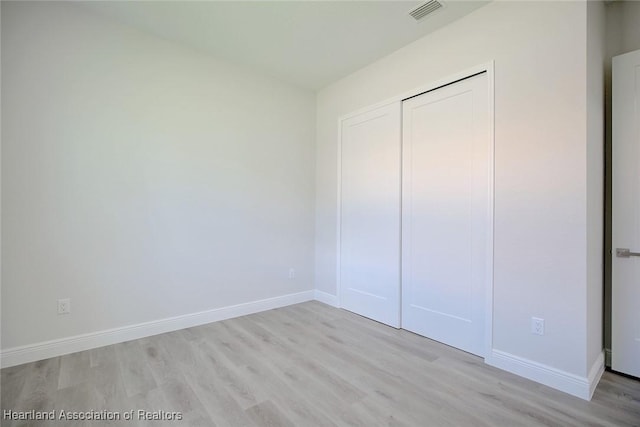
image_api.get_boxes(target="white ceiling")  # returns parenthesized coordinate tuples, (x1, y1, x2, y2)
(78, 1, 490, 90)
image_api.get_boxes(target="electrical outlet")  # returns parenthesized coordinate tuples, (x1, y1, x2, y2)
(58, 298, 71, 315)
(531, 317, 544, 335)
(288, 268, 295, 279)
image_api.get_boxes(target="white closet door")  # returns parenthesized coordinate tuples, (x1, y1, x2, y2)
(401, 73, 491, 356)
(340, 102, 401, 327)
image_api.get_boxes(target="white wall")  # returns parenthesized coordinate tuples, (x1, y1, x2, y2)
(315, 0, 599, 389)
(1, 2, 316, 352)
(606, 0, 640, 58)
(586, 0, 606, 376)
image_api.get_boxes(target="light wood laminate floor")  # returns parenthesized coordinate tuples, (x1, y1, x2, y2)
(2, 301, 639, 426)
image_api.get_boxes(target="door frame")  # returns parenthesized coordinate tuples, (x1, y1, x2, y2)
(336, 61, 495, 358)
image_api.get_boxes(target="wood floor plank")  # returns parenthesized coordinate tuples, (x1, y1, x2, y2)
(88, 358, 130, 424)
(276, 310, 483, 425)
(7, 358, 60, 427)
(182, 368, 254, 427)
(89, 344, 117, 368)
(1, 364, 30, 420)
(234, 314, 368, 405)
(114, 341, 157, 398)
(58, 350, 91, 390)
(198, 321, 338, 426)
(127, 386, 169, 427)
(252, 309, 454, 426)
(218, 318, 364, 426)
(187, 338, 260, 410)
(138, 335, 184, 387)
(53, 381, 103, 427)
(245, 400, 295, 427)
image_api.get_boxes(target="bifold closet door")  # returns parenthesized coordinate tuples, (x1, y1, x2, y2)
(401, 73, 491, 356)
(340, 103, 401, 328)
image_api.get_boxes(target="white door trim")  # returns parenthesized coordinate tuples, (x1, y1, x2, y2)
(336, 61, 495, 357)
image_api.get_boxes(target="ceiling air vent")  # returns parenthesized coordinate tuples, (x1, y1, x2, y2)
(409, 0, 443, 21)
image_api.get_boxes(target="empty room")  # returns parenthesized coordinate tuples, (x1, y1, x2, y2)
(2, 0, 640, 426)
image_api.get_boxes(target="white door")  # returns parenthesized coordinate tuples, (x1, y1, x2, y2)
(339, 102, 401, 327)
(612, 49, 640, 378)
(401, 73, 491, 357)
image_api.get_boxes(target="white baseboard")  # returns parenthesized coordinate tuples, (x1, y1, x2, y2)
(314, 290, 339, 307)
(486, 349, 605, 401)
(0, 290, 314, 368)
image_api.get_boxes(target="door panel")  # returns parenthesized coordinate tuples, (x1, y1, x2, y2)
(340, 102, 401, 327)
(612, 49, 640, 378)
(401, 73, 490, 356)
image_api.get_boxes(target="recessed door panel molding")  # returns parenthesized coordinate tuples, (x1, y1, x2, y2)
(401, 72, 491, 357)
(612, 49, 640, 378)
(338, 102, 401, 327)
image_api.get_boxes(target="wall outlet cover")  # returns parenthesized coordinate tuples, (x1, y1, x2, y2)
(531, 317, 544, 335)
(58, 298, 71, 315)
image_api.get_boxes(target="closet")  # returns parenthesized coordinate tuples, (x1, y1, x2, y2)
(339, 70, 492, 357)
